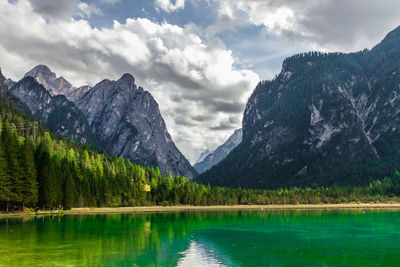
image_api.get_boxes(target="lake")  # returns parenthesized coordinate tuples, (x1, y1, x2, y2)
(1, 209, 399, 266)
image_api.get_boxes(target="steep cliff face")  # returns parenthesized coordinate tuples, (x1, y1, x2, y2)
(10, 77, 99, 146)
(194, 129, 242, 174)
(199, 26, 400, 188)
(18, 65, 196, 178)
(77, 73, 197, 178)
(4, 78, 15, 90)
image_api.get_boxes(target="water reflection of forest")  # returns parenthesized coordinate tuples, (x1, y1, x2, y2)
(1, 210, 399, 266)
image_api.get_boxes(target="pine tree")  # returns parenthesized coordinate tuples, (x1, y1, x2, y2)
(49, 153, 63, 209)
(2, 124, 25, 207)
(96, 154, 104, 177)
(0, 142, 11, 211)
(62, 159, 75, 209)
(83, 150, 91, 169)
(20, 140, 38, 208)
(35, 142, 56, 209)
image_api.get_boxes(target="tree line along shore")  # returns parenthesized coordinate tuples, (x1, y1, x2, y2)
(3, 204, 400, 217)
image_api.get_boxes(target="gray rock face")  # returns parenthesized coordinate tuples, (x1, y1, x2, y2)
(11, 77, 53, 122)
(0, 71, 31, 114)
(19, 65, 196, 178)
(77, 73, 197, 178)
(9, 76, 99, 146)
(199, 25, 400, 188)
(194, 129, 242, 174)
(4, 78, 16, 90)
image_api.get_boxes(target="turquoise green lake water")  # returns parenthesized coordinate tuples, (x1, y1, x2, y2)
(1, 209, 400, 266)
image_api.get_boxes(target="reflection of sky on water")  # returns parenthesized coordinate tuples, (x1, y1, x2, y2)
(177, 241, 225, 267)
(177, 237, 240, 267)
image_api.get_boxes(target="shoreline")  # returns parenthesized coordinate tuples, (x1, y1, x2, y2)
(2, 203, 400, 217)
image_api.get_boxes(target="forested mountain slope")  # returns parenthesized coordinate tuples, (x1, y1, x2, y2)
(199, 26, 400, 188)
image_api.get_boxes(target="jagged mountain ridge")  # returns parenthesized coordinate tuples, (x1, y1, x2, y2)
(18, 66, 196, 178)
(199, 25, 400, 188)
(10, 76, 100, 147)
(194, 129, 242, 174)
(25, 65, 91, 102)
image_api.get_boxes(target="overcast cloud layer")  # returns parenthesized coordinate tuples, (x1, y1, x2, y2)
(216, 0, 400, 51)
(1, 0, 400, 163)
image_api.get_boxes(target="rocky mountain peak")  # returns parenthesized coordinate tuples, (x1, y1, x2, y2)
(24, 65, 93, 102)
(120, 73, 135, 82)
(116, 73, 136, 91)
(24, 65, 74, 97)
(25, 64, 55, 79)
(75, 72, 196, 179)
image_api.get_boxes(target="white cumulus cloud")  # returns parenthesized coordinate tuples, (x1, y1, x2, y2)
(78, 2, 102, 18)
(215, 0, 400, 52)
(155, 0, 185, 13)
(0, 0, 259, 162)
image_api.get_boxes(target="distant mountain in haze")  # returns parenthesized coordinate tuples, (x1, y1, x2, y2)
(8, 65, 196, 178)
(194, 129, 242, 174)
(199, 25, 400, 188)
(195, 149, 211, 165)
